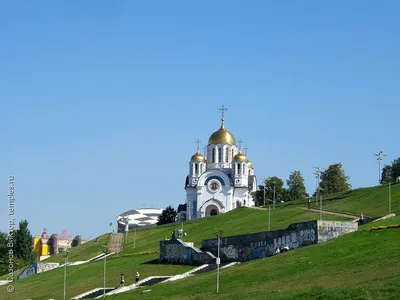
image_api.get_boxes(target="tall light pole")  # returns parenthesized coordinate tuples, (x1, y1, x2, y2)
(262, 177, 268, 207)
(133, 227, 136, 250)
(101, 246, 108, 298)
(388, 175, 392, 214)
(375, 151, 388, 185)
(63, 251, 69, 300)
(313, 166, 325, 220)
(216, 229, 223, 293)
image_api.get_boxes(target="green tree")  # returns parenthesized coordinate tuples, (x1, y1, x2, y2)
(157, 206, 177, 225)
(0, 232, 8, 276)
(252, 177, 284, 206)
(390, 158, 400, 182)
(286, 170, 308, 201)
(14, 220, 35, 265)
(381, 165, 393, 184)
(320, 163, 351, 194)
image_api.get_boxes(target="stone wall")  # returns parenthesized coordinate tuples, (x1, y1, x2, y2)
(317, 220, 358, 243)
(201, 220, 318, 263)
(17, 262, 59, 280)
(159, 239, 215, 265)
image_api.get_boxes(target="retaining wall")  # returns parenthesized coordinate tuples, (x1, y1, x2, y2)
(159, 239, 215, 265)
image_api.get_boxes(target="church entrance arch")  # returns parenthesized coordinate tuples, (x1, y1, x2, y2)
(205, 205, 219, 217)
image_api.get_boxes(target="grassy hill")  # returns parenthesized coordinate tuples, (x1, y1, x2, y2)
(108, 217, 400, 300)
(1, 184, 398, 299)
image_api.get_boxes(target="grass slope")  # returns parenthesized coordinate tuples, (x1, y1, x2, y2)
(314, 183, 400, 217)
(108, 220, 400, 300)
(0, 253, 193, 300)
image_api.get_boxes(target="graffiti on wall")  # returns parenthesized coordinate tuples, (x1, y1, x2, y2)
(37, 262, 59, 273)
(17, 264, 37, 280)
(164, 244, 187, 263)
(318, 221, 357, 243)
(202, 221, 319, 263)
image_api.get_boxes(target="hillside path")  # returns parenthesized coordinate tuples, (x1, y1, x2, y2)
(300, 207, 360, 221)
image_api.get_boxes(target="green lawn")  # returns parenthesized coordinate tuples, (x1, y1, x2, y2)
(107, 223, 400, 300)
(0, 253, 193, 300)
(315, 183, 400, 217)
(3, 184, 399, 299)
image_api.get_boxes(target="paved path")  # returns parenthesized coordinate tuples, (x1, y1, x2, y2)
(300, 207, 360, 221)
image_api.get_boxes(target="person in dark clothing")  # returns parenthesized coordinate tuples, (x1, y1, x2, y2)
(136, 271, 140, 284)
(120, 273, 125, 287)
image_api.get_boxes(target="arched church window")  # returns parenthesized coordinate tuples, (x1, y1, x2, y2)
(225, 148, 229, 162)
(232, 149, 234, 160)
(195, 163, 198, 175)
(237, 163, 241, 175)
(218, 147, 222, 162)
(212, 148, 216, 163)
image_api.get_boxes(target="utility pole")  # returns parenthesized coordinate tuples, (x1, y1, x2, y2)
(388, 175, 392, 214)
(313, 166, 325, 220)
(63, 251, 69, 300)
(216, 229, 223, 293)
(133, 227, 136, 250)
(102, 246, 108, 298)
(262, 177, 268, 207)
(374, 151, 388, 185)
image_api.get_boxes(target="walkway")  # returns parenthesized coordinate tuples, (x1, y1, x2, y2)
(300, 207, 360, 221)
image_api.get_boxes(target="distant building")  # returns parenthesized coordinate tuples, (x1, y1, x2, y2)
(117, 208, 164, 232)
(33, 229, 85, 261)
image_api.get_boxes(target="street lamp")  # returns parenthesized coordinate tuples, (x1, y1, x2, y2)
(313, 166, 325, 220)
(120, 217, 131, 245)
(101, 246, 108, 298)
(388, 175, 392, 214)
(374, 151, 388, 185)
(261, 177, 268, 207)
(215, 229, 223, 293)
(63, 251, 69, 300)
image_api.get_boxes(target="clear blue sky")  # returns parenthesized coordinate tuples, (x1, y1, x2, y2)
(1, 1, 399, 239)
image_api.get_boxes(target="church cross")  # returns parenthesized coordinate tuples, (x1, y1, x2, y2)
(218, 104, 227, 126)
(238, 139, 243, 152)
(244, 146, 248, 156)
(203, 146, 207, 156)
(195, 139, 201, 152)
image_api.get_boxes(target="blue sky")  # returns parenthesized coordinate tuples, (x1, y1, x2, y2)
(1, 1, 399, 239)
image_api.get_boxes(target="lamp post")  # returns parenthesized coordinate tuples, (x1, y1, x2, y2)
(216, 229, 223, 293)
(63, 251, 69, 300)
(388, 175, 392, 214)
(262, 177, 268, 207)
(374, 151, 388, 185)
(102, 246, 108, 298)
(313, 166, 325, 220)
(133, 227, 136, 250)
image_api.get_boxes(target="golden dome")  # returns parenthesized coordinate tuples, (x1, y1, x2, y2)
(247, 160, 253, 168)
(190, 152, 206, 162)
(233, 153, 247, 162)
(208, 125, 236, 145)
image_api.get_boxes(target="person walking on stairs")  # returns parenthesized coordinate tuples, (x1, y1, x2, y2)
(120, 273, 125, 287)
(136, 271, 140, 284)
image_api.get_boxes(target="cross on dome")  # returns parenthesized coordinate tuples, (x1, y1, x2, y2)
(244, 146, 248, 156)
(196, 139, 201, 152)
(238, 139, 243, 152)
(218, 104, 227, 128)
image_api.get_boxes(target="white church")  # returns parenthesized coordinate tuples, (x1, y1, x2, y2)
(181, 105, 257, 220)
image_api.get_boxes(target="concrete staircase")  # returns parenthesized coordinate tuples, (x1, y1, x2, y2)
(108, 233, 124, 253)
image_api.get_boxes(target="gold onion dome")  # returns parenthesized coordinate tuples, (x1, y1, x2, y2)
(208, 124, 236, 145)
(233, 152, 247, 162)
(191, 152, 206, 162)
(247, 160, 253, 168)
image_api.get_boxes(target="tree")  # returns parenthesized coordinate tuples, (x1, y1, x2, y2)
(0, 232, 8, 276)
(14, 220, 35, 265)
(381, 165, 393, 184)
(390, 158, 400, 182)
(252, 176, 284, 206)
(319, 163, 351, 194)
(157, 206, 177, 225)
(286, 171, 308, 201)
